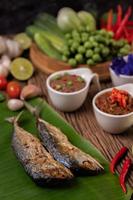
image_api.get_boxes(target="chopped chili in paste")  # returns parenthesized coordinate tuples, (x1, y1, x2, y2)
(96, 89, 133, 115)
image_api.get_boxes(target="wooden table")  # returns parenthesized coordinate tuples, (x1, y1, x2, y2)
(29, 71, 133, 188)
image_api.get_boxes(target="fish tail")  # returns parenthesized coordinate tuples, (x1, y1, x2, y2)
(5, 111, 24, 124)
(24, 101, 43, 118)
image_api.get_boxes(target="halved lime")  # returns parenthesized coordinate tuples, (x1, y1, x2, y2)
(10, 58, 34, 81)
(14, 33, 32, 50)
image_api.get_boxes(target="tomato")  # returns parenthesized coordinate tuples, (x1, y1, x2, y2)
(7, 81, 21, 98)
(0, 76, 7, 90)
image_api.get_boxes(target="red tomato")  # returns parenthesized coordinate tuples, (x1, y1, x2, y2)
(0, 76, 7, 90)
(7, 81, 21, 98)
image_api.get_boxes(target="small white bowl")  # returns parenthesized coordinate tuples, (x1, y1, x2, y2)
(109, 67, 133, 86)
(46, 68, 100, 112)
(93, 83, 133, 134)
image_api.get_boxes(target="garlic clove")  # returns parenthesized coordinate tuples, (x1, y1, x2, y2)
(0, 64, 9, 77)
(20, 84, 42, 100)
(7, 99, 24, 111)
(1, 55, 11, 70)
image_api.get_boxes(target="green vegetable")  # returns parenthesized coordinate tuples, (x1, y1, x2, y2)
(34, 33, 62, 60)
(119, 48, 129, 55)
(26, 25, 65, 52)
(40, 31, 65, 53)
(0, 92, 5, 102)
(26, 25, 44, 38)
(60, 28, 131, 66)
(94, 47, 100, 53)
(78, 46, 85, 54)
(65, 33, 72, 39)
(92, 54, 102, 62)
(67, 81, 73, 86)
(62, 55, 68, 62)
(84, 41, 92, 49)
(57, 7, 82, 32)
(53, 75, 61, 80)
(87, 59, 95, 65)
(78, 11, 96, 31)
(35, 13, 64, 38)
(68, 58, 77, 67)
(101, 47, 110, 56)
(75, 54, 83, 63)
(86, 49, 93, 58)
(77, 77, 84, 82)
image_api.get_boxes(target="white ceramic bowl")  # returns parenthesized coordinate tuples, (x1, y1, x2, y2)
(109, 67, 133, 86)
(93, 84, 133, 134)
(46, 68, 100, 112)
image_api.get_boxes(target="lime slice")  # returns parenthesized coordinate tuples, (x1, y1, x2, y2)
(14, 33, 32, 50)
(10, 58, 34, 81)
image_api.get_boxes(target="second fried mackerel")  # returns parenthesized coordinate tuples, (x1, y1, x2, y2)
(37, 118, 104, 175)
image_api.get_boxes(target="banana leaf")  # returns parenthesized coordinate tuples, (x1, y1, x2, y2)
(0, 98, 132, 200)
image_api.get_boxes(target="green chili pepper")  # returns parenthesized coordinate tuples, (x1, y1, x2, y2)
(53, 75, 61, 80)
(77, 77, 84, 82)
(67, 81, 73, 86)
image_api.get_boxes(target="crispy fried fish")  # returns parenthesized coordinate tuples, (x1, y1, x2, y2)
(37, 118, 104, 175)
(7, 115, 73, 186)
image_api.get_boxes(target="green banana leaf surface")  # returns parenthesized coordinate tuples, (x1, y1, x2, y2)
(0, 98, 132, 200)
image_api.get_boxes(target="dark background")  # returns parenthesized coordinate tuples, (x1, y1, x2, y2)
(0, 0, 132, 34)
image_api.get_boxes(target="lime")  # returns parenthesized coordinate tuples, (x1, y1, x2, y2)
(10, 58, 34, 81)
(14, 33, 32, 50)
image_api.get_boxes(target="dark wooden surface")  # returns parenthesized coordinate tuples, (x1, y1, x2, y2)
(29, 70, 133, 189)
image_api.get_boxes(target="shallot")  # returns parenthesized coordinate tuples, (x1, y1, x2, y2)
(20, 84, 42, 100)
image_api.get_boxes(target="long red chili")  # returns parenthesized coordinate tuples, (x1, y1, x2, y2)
(110, 147, 128, 174)
(107, 9, 113, 31)
(115, 6, 132, 39)
(119, 159, 132, 193)
(116, 5, 122, 26)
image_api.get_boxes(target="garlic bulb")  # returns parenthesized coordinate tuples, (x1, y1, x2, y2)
(6, 39, 22, 58)
(7, 99, 24, 111)
(1, 55, 11, 70)
(0, 64, 9, 77)
(0, 36, 6, 54)
(20, 84, 42, 100)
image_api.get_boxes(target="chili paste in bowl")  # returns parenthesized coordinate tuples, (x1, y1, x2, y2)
(50, 74, 86, 93)
(96, 88, 133, 115)
(47, 68, 100, 112)
(92, 84, 133, 134)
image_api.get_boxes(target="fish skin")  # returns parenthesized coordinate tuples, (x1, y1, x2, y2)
(12, 122, 73, 186)
(37, 118, 104, 175)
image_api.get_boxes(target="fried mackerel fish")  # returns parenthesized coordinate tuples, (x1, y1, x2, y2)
(37, 118, 104, 175)
(7, 115, 73, 186)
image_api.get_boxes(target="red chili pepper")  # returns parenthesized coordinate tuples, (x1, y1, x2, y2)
(127, 21, 133, 26)
(110, 147, 128, 174)
(107, 9, 113, 31)
(115, 6, 132, 39)
(119, 159, 132, 193)
(116, 5, 123, 27)
(124, 27, 129, 39)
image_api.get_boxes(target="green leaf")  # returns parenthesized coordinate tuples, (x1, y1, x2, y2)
(0, 98, 132, 200)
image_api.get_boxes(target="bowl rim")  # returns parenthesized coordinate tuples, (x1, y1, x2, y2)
(92, 87, 133, 118)
(109, 67, 133, 78)
(46, 69, 89, 96)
